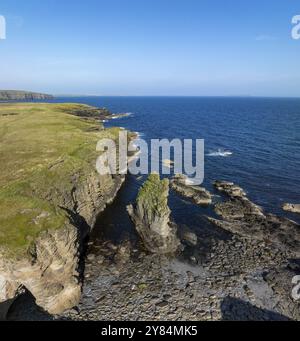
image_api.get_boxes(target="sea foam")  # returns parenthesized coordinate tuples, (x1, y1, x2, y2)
(207, 149, 233, 157)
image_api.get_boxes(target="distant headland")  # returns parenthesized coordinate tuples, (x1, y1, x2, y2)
(0, 90, 53, 101)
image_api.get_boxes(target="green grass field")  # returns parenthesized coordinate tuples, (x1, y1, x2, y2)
(0, 103, 121, 258)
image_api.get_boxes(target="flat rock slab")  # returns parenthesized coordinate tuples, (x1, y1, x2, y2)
(171, 175, 212, 206)
(209, 181, 300, 257)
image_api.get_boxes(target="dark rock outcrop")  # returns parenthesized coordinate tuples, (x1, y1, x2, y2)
(65, 106, 111, 120)
(170, 174, 212, 205)
(127, 174, 181, 254)
(208, 181, 300, 257)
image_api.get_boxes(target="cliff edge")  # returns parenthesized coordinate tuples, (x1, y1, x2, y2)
(0, 103, 125, 318)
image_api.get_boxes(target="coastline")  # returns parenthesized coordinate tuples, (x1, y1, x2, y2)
(0, 103, 135, 319)
(1, 100, 299, 321)
(56, 178, 299, 321)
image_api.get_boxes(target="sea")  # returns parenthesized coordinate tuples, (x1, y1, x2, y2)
(37, 96, 300, 242)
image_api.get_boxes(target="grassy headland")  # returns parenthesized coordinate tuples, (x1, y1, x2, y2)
(0, 103, 121, 257)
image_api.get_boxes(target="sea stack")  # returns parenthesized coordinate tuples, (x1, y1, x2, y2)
(127, 174, 180, 254)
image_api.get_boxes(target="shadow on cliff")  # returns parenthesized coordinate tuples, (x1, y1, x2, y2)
(5, 289, 77, 321)
(1, 207, 89, 322)
(221, 296, 292, 321)
(6, 290, 54, 321)
(60, 206, 92, 280)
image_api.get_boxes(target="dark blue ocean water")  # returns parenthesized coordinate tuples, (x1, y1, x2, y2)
(46, 96, 300, 241)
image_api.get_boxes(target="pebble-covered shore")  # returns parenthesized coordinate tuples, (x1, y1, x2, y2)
(59, 231, 299, 321)
(6, 180, 300, 321)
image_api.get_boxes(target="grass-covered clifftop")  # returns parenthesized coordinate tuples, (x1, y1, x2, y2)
(137, 174, 170, 216)
(0, 103, 121, 257)
(0, 90, 53, 101)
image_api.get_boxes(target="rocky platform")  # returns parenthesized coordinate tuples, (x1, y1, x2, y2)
(54, 232, 299, 321)
(209, 181, 300, 257)
(170, 175, 212, 206)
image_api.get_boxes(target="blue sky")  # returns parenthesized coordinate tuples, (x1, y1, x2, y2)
(0, 0, 300, 96)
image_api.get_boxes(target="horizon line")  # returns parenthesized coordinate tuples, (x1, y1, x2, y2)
(52, 94, 300, 99)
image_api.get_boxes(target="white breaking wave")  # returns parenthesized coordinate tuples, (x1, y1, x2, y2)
(111, 112, 134, 120)
(207, 149, 233, 157)
(134, 131, 145, 138)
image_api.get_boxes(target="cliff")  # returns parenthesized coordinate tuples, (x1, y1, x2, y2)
(0, 90, 53, 101)
(0, 103, 126, 318)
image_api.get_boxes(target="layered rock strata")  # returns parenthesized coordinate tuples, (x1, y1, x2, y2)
(127, 174, 181, 254)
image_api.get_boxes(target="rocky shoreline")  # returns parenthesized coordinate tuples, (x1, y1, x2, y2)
(59, 235, 298, 321)
(6, 175, 299, 321)
(57, 177, 299, 321)
(1, 103, 299, 321)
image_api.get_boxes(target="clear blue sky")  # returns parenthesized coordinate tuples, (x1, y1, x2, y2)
(0, 0, 300, 96)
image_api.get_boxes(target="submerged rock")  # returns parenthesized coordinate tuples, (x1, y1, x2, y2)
(127, 174, 180, 254)
(170, 174, 212, 205)
(282, 203, 300, 214)
(209, 181, 300, 257)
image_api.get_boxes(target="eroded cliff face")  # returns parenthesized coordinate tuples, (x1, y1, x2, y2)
(0, 224, 80, 316)
(0, 172, 125, 319)
(0, 103, 127, 319)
